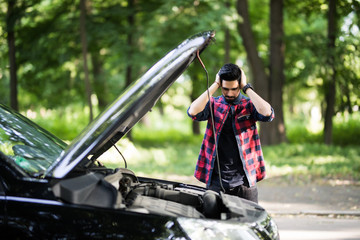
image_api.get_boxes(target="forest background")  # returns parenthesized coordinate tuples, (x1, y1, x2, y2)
(1, 0, 359, 182)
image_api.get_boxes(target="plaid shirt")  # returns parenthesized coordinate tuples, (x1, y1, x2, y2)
(188, 94, 274, 187)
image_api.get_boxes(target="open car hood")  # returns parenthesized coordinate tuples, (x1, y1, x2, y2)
(46, 31, 215, 178)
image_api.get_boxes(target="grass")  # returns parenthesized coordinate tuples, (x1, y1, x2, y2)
(263, 143, 360, 181)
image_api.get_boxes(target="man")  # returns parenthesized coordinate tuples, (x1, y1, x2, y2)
(187, 63, 274, 203)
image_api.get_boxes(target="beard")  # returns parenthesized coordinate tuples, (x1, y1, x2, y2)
(225, 96, 236, 103)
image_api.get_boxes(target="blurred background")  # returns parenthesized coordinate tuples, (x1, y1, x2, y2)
(1, 0, 359, 182)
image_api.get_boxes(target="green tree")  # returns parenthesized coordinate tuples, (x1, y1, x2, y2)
(6, 0, 18, 110)
(324, 0, 337, 144)
(15, 0, 83, 109)
(269, 0, 287, 144)
(237, 0, 286, 145)
(1, 0, 359, 146)
(141, 0, 229, 135)
(284, 0, 359, 144)
(3, 0, 40, 110)
(80, 0, 93, 121)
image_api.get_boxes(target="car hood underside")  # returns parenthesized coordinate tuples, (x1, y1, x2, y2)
(46, 31, 215, 179)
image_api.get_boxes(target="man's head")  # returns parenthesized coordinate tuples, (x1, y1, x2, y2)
(218, 63, 242, 103)
(218, 63, 242, 84)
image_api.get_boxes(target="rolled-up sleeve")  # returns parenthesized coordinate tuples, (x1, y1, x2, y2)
(187, 101, 211, 121)
(254, 107, 275, 122)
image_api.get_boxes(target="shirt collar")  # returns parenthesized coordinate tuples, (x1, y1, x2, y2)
(221, 93, 244, 105)
(233, 94, 243, 104)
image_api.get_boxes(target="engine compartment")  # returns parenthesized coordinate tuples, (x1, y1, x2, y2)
(52, 168, 265, 221)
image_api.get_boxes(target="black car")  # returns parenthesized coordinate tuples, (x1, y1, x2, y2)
(0, 31, 279, 239)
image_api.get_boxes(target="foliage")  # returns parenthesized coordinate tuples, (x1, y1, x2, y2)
(22, 103, 99, 141)
(1, 1, 359, 114)
(285, 111, 360, 146)
(283, 0, 360, 119)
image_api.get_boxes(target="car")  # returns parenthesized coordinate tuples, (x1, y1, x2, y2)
(0, 30, 279, 239)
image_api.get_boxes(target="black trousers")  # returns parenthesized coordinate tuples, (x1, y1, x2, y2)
(208, 183, 258, 203)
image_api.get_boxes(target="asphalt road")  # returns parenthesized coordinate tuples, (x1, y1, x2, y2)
(257, 179, 360, 240)
(273, 215, 360, 240)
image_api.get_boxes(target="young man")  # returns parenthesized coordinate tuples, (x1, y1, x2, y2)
(187, 63, 274, 203)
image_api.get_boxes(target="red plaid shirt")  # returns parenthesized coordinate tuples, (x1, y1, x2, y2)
(188, 94, 274, 187)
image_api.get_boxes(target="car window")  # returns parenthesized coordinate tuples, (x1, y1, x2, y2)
(0, 104, 66, 176)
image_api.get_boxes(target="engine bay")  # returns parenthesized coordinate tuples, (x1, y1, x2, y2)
(52, 167, 265, 221)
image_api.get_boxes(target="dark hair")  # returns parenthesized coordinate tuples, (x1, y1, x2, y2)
(218, 63, 241, 84)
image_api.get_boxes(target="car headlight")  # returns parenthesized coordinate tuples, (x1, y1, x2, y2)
(177, 218, 261, 240)
(258, 216, 280, 240)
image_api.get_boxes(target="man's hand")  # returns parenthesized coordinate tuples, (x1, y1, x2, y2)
(188, 73, 220, 116)
(240, 68, 247, 89)
(215, 73, 221, 87)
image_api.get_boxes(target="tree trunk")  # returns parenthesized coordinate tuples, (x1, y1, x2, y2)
(125, 0, 136, 141)
(88, 2, 108, 112)
(236, 0, 269, 100)
(80, 0, 93, 122)
(269, 0, 287, 144)
(192, 121, 201, 135)
(324, 0, 337, 145)
(224, 28, 231, 63)
(189, 61, 207, 136)
(91, 53, 108, 111)
(7, 0, 18, 111)
(190, 93, 201, 135)
(236, 0, 272, 145)
(344, 83, 352, 114)
(224, 0, 231, 63)
(190, 80, 201, 135)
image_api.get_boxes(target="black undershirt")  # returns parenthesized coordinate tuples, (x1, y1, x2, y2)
(212, 107, 245, 188)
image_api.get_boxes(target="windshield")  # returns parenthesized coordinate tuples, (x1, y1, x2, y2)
(0, 104, 66, 176)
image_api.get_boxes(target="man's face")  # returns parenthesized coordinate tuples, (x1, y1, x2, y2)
(221, 80, 240, 103)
